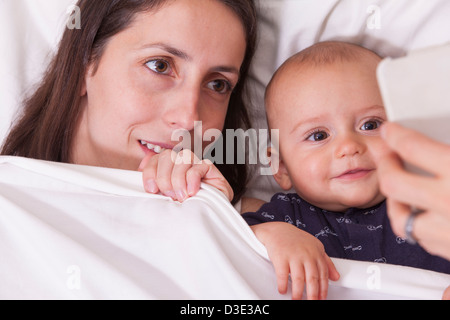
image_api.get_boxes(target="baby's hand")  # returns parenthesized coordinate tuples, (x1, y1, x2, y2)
(139, 149, 233, 202)
(251, 222, 340, 300)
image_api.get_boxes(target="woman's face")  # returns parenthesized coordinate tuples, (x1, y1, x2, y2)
(72, 0, 246, 170)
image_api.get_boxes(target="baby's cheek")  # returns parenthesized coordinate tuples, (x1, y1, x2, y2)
(292, 162, 328, 195)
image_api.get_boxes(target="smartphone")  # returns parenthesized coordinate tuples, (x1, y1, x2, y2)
(377, 42, 450, 175)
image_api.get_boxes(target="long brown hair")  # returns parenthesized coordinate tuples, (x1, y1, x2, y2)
(1, 0, 257, 203)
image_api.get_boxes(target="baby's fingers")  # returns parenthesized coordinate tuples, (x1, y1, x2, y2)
(270, 257, 290, 297)
(326, 255, 340, 282)
(313, 255, 340, 300)
(304, 262, 322, 300)
(289, 263, 306, 300)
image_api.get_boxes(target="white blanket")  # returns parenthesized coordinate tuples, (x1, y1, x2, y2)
(1, 156, 449, 300)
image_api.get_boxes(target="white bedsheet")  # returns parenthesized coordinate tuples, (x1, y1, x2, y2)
(1, 156, 449, 300)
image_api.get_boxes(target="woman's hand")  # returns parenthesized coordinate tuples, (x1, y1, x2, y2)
(139, 149, 233, 202)
(251, 222, 340, 300)
(378, 122, 450, 260)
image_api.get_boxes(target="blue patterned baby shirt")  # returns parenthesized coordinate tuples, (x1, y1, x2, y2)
(242, 193, 450, 274)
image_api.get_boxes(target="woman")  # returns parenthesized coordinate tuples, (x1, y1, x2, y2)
(1, 0, 257, 205)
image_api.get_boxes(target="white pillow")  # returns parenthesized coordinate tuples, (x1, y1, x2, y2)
(0, 0, 75, 144)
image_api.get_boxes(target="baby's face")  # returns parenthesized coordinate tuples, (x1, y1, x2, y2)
(268, 59, 389, 212)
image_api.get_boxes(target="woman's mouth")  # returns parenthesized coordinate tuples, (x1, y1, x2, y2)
(139, 140, 167, 154)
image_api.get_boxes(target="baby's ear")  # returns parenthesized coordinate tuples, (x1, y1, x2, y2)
(267, 147, 292, 191)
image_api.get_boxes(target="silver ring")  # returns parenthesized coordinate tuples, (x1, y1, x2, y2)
(405, 209, 423, 245)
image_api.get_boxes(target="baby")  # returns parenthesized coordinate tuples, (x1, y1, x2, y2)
(241, 41, 450, 299)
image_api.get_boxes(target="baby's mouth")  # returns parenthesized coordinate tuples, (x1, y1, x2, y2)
(334, 168, 374, 180)
(139, 140, 167, 154)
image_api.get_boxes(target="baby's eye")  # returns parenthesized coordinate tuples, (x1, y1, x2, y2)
(146, 59, 171, 75)
(207, 79, 232, 94)
(360, 120, 381, 131)
(307, 131, 329, 142)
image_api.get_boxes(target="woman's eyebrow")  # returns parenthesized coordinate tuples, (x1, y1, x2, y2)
(137, 42, 191, 61)
(211, 66, 240, 76)
(137, 42, 240, 76)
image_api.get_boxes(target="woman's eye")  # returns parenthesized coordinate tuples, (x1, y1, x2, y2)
(146, 59, 171, 74)
(360, 120, 381, 131)
(307, 131, 329, 142)
(207, 80, 231, 94)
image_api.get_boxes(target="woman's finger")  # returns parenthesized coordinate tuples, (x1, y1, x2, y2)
(382, 122, 450, 177)
(154, 150, 178, 198)
(141, 154, 160, 194)
(186, 159, 233, 201)
(378, 151, 437, 211)
(171, 150, 197, 201)
(385, 198, 411, 239)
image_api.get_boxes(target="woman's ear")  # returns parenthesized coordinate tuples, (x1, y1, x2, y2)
(80, 65, 94, 97)
(80, 80, 87, 97)
(80, 71, 88, 97)
(267, 147, 292, 191)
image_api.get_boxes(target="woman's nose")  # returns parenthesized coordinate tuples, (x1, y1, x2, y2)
(163, 85, 201, 132)
(334, 133, 366, 159)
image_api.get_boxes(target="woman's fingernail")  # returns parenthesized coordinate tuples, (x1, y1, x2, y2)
(165, 190, 177, 200)
(187, 183, 195, 196)
(176, 190, 187, 202)
(145, 180, 158, 193)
